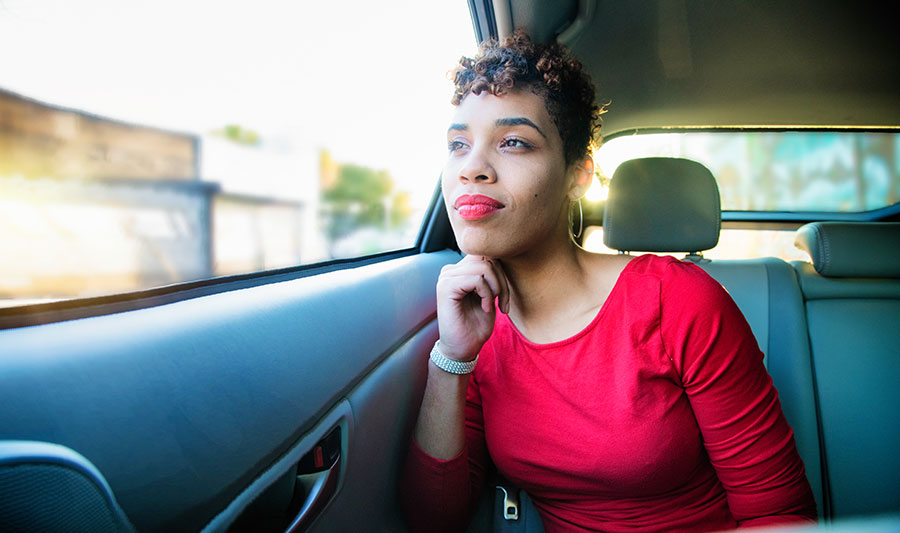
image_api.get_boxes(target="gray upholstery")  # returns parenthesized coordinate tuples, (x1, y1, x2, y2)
(603, 157, 720, 253)
(0, 251, 454, 531)
(796, 266, 900, 301)
(0, 441, 135, 532)
(794, 222, 900, 278)
(792, 258, 900, 517)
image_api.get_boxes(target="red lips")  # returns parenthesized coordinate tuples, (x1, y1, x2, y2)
(454, 194, 505, 220)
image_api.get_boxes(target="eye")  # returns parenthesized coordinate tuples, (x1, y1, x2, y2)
(448, 140, 468, 153)
(500, 137, 532, 150)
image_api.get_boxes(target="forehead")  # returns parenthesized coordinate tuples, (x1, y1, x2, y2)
(451, 89, 557, 137)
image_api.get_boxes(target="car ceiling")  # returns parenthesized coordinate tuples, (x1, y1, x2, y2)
(495, 0, 900, 137)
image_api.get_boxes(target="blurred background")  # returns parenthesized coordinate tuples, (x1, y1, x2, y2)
(0, 0, 476, 306)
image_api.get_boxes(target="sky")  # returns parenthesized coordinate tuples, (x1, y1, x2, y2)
(0, 0, 478, 203)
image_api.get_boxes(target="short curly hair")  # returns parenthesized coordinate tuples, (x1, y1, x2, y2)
(451, 29, 604, 165)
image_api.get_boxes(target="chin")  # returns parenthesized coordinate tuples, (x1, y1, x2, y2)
(456, 238, 492, 257)
(455, 233, 515, 259)
(454, 229, 501, 258)
(459, 244, 499, 258)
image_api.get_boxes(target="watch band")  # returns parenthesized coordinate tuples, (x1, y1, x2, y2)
(429, 341, 478, 375)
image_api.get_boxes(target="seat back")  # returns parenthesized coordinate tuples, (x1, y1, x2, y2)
(793, 222, 900, 518)
(602, 157, 823, 513)
(0, 441, 135, 532)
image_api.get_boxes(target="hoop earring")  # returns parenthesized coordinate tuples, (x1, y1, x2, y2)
(569, 198, 584, 240)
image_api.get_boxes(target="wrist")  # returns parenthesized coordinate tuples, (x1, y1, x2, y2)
(430, 340, 478, 374)
(434, 340, 476, 362)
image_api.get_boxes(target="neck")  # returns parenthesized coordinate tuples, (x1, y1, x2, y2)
(500, 230, 588, 324)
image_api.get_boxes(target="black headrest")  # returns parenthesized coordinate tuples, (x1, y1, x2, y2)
(602, 157, 720, 253)
(794, 222, 900, 278)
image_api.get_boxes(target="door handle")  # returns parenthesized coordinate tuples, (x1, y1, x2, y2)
(286, 426, 342, 532)
(215, 407, 350, 533)
(286, 454, 340, 532)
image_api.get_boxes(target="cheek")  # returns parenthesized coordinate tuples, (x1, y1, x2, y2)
(525, 166, 568, 206)
(440, 166, 457, 202)
(442, 154, 464, 185)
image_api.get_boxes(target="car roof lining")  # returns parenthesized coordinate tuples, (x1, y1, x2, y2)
(498, 0, 900, 138)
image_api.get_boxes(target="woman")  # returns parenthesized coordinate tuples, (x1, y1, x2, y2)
(401, 30, 816, 532)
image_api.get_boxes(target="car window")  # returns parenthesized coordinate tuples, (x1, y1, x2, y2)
(583, 130, 899, 260)
(0, 0, 476, 308)
(591, 131, 899, 212)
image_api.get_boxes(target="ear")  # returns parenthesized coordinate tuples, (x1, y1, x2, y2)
(566, 156, 594, 200)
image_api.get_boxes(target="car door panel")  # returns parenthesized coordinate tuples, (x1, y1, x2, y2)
(204, 399, 354, 532)
(310, 320, 437, 532)
(0, 249, 457, 530)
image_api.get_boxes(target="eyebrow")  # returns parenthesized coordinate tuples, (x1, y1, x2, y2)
(447, 118, 547, 139)
(495, 117, 547, 139)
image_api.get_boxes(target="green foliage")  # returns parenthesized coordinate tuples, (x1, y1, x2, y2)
(322, 164, 393, 207)
(210, 124, 261, 146)
(319, 151, 412, 245)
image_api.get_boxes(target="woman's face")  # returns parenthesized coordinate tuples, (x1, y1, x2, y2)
(442, 88, 585, 258)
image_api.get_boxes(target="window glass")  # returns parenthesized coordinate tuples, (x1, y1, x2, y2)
(583, 131, 899, 260)
(590, 131, 900, 212)
(583, 226, 810, 262)
(0, 0, 476, 307)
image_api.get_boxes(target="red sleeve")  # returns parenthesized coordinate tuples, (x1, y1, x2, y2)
(399, 371, 491, 533)
(660, 259, 817, 527)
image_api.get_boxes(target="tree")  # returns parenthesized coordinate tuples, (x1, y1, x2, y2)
(318, 150, 411, 248)
(210, 124, 261, 146)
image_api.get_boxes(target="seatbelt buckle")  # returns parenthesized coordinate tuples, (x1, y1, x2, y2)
(496, 485, 520, 521)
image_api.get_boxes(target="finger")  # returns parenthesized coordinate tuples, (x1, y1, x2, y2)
(488, 259, 511, 314)
(443, 257, 501, 297)
(448, 274, 497, 314)
(440, 256, 504, 314)
(455, 257, 504, 314)
(476, 264, 502, 304)
(480, 275, 494, 314)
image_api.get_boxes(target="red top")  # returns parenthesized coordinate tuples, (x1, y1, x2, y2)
(401, 254, 816, 532)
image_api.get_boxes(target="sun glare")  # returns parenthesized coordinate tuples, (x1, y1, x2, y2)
(0, 0, 477, 306)
(584, 177, 608, 202)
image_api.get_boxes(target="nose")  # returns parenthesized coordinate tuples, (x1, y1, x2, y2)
(458, 148, 497, 184)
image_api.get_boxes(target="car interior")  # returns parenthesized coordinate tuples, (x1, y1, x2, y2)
(1, 1, 898, 532)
